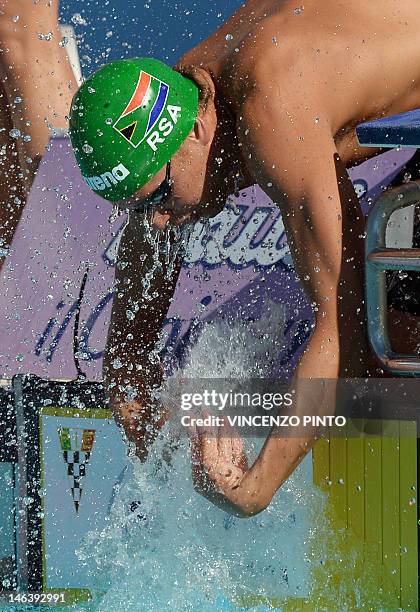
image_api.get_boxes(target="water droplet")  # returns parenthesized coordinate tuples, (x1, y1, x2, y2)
(409, 497, 416, 506)
(14, 96, 22, 104)
(105, 117, 113, 125)
(59, 36, 69, 47)
(314, 266, 320, 273)
(294, 6, 304, 15)
(338, 478, 344, 485)
(87, 86, 96, 94)
(23, 134, 32, 142)
(112, 357, 123, 370)
(106, 31, 113, 38)
(16, 354, 24, 362)
(9, 128, 20, 139)
(124, 386, 137, 401)
(225, 33, 234, 41)
(11, 15, 20, 22)
(108, 206, 120, 224)
(38, 31, 53, 41)
(314, 117, 320, 124)
(126, 310, 135, 321)
(82, 143, 93, 154)
(71, 12, 87, 26)
(272, 36, 278, 45)
(356, 485, 362, 492)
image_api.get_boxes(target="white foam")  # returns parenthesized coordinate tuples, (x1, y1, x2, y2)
(76, 307, 326, 610)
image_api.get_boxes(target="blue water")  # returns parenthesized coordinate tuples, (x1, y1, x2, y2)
(71, 309, 326, 611)
(75, 435, 320, 611)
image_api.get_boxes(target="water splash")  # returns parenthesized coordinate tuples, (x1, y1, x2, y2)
(75, 307, 325, 611)
(139, 211, 194, 300)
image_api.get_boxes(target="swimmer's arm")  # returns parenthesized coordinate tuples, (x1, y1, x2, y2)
(195, 91, 368, 515)
(240, 95, 367, 511)
(103, 214, 182, 461)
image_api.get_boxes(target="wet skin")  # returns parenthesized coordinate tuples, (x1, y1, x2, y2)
(105, 0, 420, 515)
(0, 0, 77, 275)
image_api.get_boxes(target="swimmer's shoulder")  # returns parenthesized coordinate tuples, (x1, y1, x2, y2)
(218, 18, 334, 109)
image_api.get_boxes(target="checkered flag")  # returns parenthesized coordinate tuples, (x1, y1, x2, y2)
(58, 428, 96, 513)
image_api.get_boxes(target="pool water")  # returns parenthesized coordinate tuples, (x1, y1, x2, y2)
(72, 307, 326, 611)
(4, 305, 399, 611)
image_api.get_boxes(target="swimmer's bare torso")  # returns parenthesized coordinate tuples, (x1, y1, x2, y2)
(180, 0, 420, 166)
(105, 0, 420, 513)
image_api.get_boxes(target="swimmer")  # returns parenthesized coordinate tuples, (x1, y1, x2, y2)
(70, 0, 420, 516)
(0, 0, 77, 273)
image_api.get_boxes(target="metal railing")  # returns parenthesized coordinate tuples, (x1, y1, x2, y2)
(366, 181, 420, 375)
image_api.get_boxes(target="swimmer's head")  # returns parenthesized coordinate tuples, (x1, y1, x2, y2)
(69, 58, 200, 203)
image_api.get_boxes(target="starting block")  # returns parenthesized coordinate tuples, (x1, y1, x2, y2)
(357, 109, 420, 375)
(356, 109, 420, 148)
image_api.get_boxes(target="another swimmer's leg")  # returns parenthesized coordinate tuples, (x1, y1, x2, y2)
(0, 78, 26, 270)
(0, 0, 77, 203)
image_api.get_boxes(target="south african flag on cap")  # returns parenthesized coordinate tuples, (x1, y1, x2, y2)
(113, 70, 169, 148)
(69, 58, 199, 201)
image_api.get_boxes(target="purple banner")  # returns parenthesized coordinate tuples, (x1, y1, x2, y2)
(0, 137, 414, 381)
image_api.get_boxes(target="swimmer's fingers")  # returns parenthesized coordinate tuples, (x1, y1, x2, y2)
(217, 423, 233, 464)
(216, 416, 239, 460)
(187, 410, 218, 483)
(217, 418, 248, 472)
(193, 412, 245, 496)
(188, 421, 214, 488)
(231, 434, 249, 472)
(210, 422, 247, 492)
(197, 416, 220, 480)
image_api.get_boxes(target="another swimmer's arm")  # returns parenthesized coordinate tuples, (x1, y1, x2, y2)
(194, 89, 368, 515)
(103, 214, 182, 461)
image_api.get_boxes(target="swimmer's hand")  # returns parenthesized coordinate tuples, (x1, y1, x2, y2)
(189, 414, 267, 517)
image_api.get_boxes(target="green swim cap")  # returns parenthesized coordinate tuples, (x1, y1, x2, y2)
(69, 58, 199, 202)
